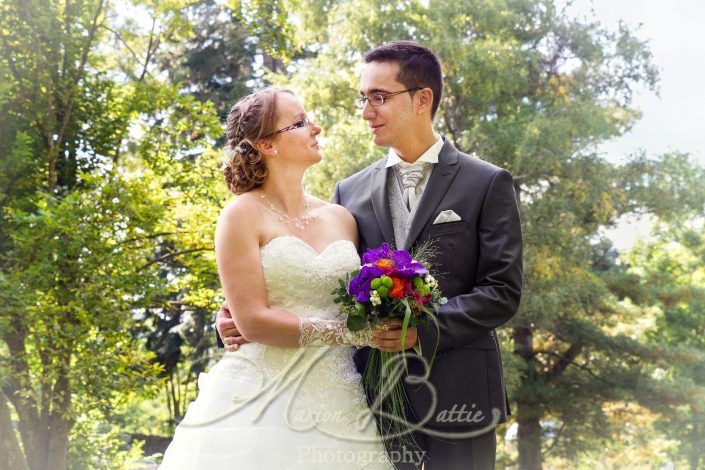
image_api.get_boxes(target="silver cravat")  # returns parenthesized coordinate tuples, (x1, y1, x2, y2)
(398, 164, 425, 211)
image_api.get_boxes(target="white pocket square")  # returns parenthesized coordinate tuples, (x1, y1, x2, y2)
(433, 210, 462, 224)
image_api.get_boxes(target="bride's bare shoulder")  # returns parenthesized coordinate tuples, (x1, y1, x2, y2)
(218, 193, 262, 230)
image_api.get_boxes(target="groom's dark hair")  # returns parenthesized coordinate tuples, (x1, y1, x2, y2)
(364, 40, 444, 118)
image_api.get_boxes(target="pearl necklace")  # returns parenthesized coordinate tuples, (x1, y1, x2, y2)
(259, 194, 317, 231)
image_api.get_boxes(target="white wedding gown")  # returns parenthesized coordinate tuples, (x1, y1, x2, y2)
(160, 236, 392, 469)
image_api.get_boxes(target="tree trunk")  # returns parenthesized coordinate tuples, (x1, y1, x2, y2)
(517, 413, 542, 470)
(0, 392, 29, 470)
(4, 327, 45, 470)
(690, 405, 700, 470)
(513, 324, 542, 470)
(44, 340, 75, 470)
(20, 420, 71, 470)
(18, 340, 76, 470)
(262, 51, 284, 73)
(44, 422, 72, 470)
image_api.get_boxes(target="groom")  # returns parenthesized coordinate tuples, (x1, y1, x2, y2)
(218, 41, 522, 469)
(333, 41, 522, 469)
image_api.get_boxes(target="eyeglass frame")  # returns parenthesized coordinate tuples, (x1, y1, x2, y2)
(268, 115, 314, 137)
(355, 87, 422, 109)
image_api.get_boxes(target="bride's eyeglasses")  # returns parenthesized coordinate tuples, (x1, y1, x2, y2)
(355, 88, 421, 108)
(271, 116, 313, 136)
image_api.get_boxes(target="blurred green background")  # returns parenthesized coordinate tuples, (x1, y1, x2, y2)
(1, 0, 704, 468)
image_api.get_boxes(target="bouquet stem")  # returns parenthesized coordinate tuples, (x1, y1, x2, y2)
(363, 350, 419, 451)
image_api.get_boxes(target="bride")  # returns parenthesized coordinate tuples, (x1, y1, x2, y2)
(159, 87, 393, 469)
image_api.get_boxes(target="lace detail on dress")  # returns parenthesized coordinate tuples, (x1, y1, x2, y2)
(299, 317, 381, 348)
(258, 237, 360, 316)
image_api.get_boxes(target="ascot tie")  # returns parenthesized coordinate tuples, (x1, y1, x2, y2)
(398, 164, 425, 211)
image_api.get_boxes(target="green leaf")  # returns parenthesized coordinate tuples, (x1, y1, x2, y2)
(346, 314, 367, 332)
(355, 301, 367, 317)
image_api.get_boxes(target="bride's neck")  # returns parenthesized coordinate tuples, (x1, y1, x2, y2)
(258, 176, 307, 215)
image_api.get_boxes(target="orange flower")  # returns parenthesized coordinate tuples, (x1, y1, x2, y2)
(389, 277, 406, 299)
(374, 258, 395, 271)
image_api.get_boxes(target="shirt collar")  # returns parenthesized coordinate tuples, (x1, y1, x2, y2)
(385, 136, 443, 168)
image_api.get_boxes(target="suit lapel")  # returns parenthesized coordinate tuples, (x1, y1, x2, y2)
(370, 160, 396, 245)
(403, 139, 461, 251)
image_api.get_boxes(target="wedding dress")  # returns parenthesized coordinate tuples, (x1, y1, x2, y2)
(160, 236, 392, 469)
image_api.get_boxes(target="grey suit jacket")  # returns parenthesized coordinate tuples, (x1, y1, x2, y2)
(333, 137, 523, 431)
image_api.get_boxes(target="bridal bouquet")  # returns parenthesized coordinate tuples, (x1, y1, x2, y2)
(332, 242, 445, 444)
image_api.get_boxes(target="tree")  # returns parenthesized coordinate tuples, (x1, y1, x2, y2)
(159, 0, 257, 122)
(624, 222, 705, 469)
(0, 0, 222, 467)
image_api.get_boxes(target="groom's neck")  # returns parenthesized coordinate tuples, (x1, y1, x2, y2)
(392, 127, 439, 163)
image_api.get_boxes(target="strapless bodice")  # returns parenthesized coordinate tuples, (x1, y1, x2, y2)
(259, 236, 361, 317)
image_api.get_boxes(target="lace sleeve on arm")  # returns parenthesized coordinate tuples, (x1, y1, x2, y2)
(298, 317, 385, 348)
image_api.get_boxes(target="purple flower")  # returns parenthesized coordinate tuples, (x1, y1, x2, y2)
(391, 249, 428, 278)
(391, 249, 412, 267)
(348, 265, 384, 302)
(361, 243, 392, 264)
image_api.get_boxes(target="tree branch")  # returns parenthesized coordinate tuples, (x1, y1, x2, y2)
(118, 231, 189, 245)
(541, 421, 566, 457)
(138, 15, 159, 83)
(138, 247, 212, 270)
(49, 0, 106, 191)
(99, 24, 149, 79)
(543, 343, 583, 381)
(442, 109, 459, 148)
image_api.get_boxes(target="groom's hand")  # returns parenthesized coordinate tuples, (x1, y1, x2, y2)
(216, 302, 249, 351)
(373, 318, 418, 352)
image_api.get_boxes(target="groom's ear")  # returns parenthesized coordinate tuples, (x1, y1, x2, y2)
(415, 88, 434, 117)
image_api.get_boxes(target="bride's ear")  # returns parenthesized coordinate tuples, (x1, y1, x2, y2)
(255, 139, 278, 158)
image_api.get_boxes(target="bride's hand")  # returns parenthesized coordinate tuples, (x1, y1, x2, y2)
(216, 302, 250, 351)
(372, 318, 418, 352)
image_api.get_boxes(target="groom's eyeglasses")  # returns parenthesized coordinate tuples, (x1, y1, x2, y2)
(355, 88, 421, 109)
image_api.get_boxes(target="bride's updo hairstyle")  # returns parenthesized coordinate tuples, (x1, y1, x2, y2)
(224, 87, 293, 194)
